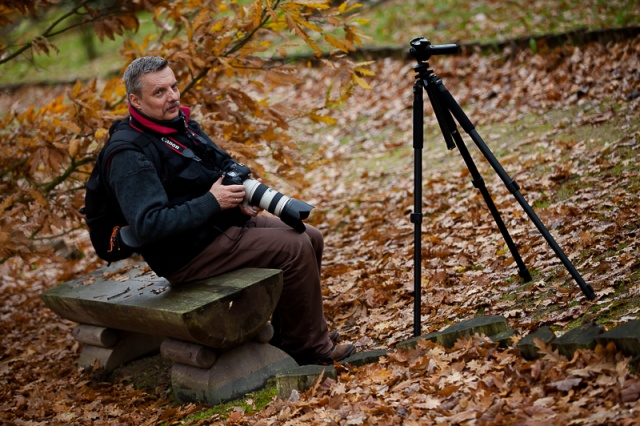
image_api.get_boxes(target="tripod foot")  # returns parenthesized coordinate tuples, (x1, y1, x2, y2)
(519, 268, 532, 282)
(583, 283, 596, 301)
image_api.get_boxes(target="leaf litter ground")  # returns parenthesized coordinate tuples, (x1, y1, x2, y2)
(1, 38, 639, 424)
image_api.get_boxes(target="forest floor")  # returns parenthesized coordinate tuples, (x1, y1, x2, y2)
(1, 33, 639, 425)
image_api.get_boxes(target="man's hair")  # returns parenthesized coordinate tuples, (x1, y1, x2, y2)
(123, 56, 169, 99)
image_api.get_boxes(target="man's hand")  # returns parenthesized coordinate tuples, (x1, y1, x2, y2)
(239, 204, 262, 217)
(209, 176, 245, 210)
(240, 176, 265, 216)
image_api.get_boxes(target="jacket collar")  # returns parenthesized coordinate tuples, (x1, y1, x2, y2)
(128, 104, 191, 135)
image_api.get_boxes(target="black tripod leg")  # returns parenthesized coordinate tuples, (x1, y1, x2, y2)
(424, 77, 455, 151)
(453, 133, 532, 281)
(425, 83, 531, 281)
(434, 80, 596, 300)
(412, 79, 424, 337)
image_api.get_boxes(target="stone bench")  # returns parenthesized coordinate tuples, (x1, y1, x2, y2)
(40, 261, 298, 404)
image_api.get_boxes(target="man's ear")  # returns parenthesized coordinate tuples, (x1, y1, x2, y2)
(129, 93, 141, 109)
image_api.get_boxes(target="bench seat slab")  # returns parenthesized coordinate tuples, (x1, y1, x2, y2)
(40, 262, 283, 349)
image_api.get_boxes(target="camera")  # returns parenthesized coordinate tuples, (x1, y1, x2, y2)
(409, 37, 459, 61)
(222, 163, 314, 233)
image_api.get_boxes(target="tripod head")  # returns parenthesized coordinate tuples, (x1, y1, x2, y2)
(409, 37, 459, 62)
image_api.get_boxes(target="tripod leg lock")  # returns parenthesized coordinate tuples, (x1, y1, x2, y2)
(471, 177, 485, 189)
(506, 180, 520, 194)
(410, 213, 423, 224)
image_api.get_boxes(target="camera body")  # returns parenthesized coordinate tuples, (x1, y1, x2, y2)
(222, 163, 314, 233)
(221, 162, 251, 186)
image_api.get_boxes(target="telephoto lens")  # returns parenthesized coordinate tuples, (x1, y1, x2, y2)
(242, 179, 314, 233)
(222, 163, 314, 232)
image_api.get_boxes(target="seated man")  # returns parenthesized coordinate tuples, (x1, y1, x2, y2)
(103, 56, 354, 365)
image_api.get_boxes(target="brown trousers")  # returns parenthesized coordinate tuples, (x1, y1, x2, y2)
(166, 215, 332, 363)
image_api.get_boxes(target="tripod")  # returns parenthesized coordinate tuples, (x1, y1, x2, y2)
(409, 37, 596, 337)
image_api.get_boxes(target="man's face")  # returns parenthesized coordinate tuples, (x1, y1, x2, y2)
(129, 66, 181, 121)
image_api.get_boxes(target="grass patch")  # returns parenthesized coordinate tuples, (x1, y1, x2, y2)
(556, 182, 576, 201)
(533, 199, 552, 209)
(180, 382, 278, 423)
(357, 0, 640, 47)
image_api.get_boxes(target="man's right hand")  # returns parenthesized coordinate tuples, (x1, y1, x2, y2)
(209, 176, 245, 210)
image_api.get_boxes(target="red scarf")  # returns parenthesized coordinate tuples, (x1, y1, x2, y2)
(128, 104, 191, 134)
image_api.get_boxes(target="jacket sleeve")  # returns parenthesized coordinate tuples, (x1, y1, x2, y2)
(106, 149, 221, 245)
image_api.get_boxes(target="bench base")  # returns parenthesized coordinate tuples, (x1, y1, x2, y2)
(77, 329, 164, 372)
(172, 341, 298, 405)
(72, 323, 298, 405)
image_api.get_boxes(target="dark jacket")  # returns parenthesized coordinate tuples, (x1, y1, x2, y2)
(106, 105, 249, 277)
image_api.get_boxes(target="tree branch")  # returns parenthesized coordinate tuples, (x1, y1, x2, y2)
(41, 156, 95, 194)
(0, 157, 28, 179)
(0, 2, 87, 65)
(0, 1, 140, 66)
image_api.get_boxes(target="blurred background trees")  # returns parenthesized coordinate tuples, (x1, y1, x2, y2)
(0, 0, 371, 264)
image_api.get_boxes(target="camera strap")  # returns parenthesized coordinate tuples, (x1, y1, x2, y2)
(148, 124, 233, 174)
(159, 132, 226, 175)
(186, 128, 234, 164)
(159, 135, 202, 162)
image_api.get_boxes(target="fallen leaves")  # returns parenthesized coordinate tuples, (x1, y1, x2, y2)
(1, 34, 639, 425)
(250, 336, 639, 424)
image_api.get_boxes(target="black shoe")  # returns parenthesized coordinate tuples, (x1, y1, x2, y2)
(314, 343, 355, 365)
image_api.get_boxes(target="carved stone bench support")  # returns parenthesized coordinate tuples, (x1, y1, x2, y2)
(73, 324, 163, 371)
(158, 321, 296, 404)
(170, 341, 297, 404)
